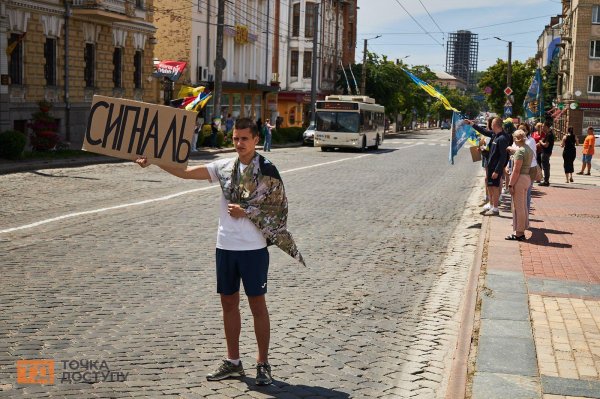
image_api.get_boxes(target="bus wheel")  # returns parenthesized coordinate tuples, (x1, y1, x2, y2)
(373, 135, 380, 150)
(361, 137, 367, 152)
(320, 146, 328, 152)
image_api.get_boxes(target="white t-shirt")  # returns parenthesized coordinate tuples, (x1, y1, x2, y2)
(525, 137, 538, 167)
(206, 159, 267, 251)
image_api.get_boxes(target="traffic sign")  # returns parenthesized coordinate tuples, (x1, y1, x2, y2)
(504, 106, 512, 117)
(504, 87, 513, 96)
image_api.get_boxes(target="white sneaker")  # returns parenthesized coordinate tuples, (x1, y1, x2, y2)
(483, 203, 491, 211)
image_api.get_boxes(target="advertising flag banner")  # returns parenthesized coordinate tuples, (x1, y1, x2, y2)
(82, 96, 196, 169)
(523, 68, 543, 119)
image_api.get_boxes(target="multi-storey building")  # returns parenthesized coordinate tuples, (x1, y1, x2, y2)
(276, 0, 356, 128)
(535, 15, 562, 69)
(0, 0, 158, 148)
(153, 0, 278, 123)
(445, 30, 478, 89)
(557, 0, 600, 138)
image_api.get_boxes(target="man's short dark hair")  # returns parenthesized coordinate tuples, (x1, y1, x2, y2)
(235, 117, 259, 137)
(544, 120, 552, 128)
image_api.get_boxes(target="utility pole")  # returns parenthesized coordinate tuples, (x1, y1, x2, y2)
(507, 40, 512, 92)
(213, 0, 225, 124)
(359, 35, 380, 96)
(64, 0, 71, 142)
(309, 3, 319, 124)
(360, 39, 368, 95)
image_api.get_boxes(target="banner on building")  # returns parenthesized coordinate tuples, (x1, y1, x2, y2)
(152, 61, 187, 82)
(82, 96, 196, 169)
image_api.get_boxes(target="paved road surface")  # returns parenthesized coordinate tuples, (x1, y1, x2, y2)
(0, 130, 481, 398)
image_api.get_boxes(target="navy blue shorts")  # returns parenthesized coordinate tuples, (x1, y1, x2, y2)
(486, 168, 503, 187)
(215, 248, 269, 296)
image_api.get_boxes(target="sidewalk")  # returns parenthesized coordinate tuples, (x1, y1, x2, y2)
(0, 144, 303, 175)
(469, 151, 600, 399)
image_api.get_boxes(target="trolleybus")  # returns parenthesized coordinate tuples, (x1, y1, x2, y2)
(313, 95, 385, 151)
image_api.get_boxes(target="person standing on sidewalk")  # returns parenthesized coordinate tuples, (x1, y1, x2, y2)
(538, 121, 554, 186)
(561, 126, 578, 182)
(135, 117, 305, 386)
(577, 126, 596, 176)
(263, 119, 274, 152)
(506, 129, 533, 241)
(519, 123, 538, 213)
(468, 117, 510, 216)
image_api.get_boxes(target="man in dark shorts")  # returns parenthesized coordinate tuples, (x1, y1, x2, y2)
(136, 118, 304, 386)
(467, 117, 510, 216)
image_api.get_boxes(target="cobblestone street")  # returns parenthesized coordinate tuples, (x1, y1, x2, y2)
(0, 131, 482, 398)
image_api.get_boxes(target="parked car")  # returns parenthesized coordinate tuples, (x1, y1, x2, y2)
(303, 123, 316, 145)
(440, 121, 451, 130)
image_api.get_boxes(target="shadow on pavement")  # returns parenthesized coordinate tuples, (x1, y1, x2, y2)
(241, 377, 350, 398)
(29, 170, 101, 180)
(528, 227, 573, 248)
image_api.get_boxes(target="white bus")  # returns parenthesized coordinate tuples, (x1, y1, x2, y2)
(313, 95, 385, 151)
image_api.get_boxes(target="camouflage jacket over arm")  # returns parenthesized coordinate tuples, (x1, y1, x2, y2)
(212, 153, 305, 266)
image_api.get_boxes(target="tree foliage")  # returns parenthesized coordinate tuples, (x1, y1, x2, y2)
(478, 58, 537, 116)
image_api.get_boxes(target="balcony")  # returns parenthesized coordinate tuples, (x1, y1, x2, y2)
(72, 0, 146, 20)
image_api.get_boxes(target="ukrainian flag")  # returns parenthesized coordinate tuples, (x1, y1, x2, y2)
(402, 69, 459, 112)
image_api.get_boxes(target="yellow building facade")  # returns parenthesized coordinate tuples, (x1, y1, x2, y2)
(0, 0, 158, 148)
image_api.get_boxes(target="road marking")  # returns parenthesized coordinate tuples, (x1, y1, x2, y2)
(0, 144, 421, 235)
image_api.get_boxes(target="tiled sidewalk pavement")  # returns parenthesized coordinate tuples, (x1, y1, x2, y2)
(471, 151, 600, 399)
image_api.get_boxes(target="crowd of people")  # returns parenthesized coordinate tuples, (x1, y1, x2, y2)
(465, 117, 596, 241)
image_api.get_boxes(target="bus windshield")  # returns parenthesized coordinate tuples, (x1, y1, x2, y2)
(316, 112, 360, 133)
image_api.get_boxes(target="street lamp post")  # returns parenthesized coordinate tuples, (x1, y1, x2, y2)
(360, 35, 381, 95)
(494, 36, 513, 96)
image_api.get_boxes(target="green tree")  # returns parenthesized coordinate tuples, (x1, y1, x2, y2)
(543, 55, 559, 115)
(478, 58, 537, 116)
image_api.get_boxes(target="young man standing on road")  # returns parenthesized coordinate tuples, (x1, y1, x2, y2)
(136, 117, 304, 386)
(466, 117, 510, 216)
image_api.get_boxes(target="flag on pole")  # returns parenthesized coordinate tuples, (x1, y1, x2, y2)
(449, 111, 478, 164)
(153, 60, 187, 82)
(523, 68, 543, 119)
(402, 68, 459, 112)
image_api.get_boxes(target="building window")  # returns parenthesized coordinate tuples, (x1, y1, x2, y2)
(290, 50, 299, 77)
(591, 41, 600, 58)
(593, 5, 600, 24)
(44, 37, 57, 86)
(135, 0, 143, 8)
(305, 2, 315, 38)
(196, 35, 202, 83)
(84, 43, 95, 88)
(292, 3, 300, 37)
(303, 51, 312, 78)
(113, 47, 123, 88)
(134, 50, 143, 89)
(588, 75, 600, 93)
(8, 33, 24, 85)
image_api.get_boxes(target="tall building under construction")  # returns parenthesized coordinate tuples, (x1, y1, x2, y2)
(445, 30, 478, 88)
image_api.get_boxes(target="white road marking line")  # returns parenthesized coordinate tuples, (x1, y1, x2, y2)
(0, 144, 421, 235)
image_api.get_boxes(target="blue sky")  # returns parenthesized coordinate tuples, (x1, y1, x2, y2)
(356, 0, 563, 73)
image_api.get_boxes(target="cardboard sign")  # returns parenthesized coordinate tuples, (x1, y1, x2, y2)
(83, 96, 195, 169)
(469, 146, 482, 162)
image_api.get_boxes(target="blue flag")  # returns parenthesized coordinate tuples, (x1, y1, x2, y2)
(523, 69, 543, 119)
(449, 111, 478, 164)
